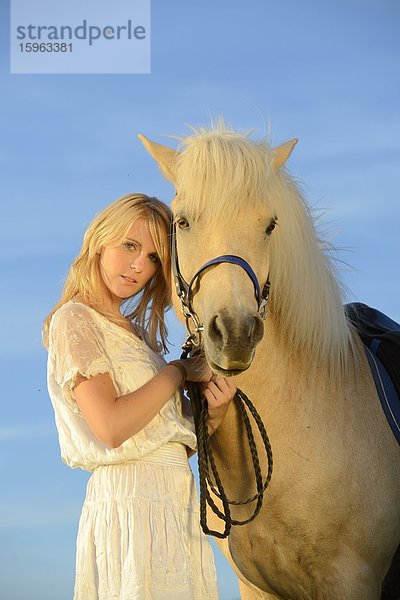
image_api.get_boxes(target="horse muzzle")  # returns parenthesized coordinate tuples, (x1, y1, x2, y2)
(204, 309, 264, 375)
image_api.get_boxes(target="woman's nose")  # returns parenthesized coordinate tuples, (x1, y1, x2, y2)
(132, 252, 146, 272)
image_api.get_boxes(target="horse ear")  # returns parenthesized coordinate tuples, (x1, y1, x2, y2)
(272, 138, 298, 170)
(137, 134, 179, 184)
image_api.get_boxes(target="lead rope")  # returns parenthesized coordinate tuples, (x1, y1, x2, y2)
(182, 351, 273, 539)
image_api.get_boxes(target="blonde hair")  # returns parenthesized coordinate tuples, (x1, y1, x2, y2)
(43, 193, 172, 353)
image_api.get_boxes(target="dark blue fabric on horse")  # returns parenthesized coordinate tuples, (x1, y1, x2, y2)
(345, 302, 400, 445)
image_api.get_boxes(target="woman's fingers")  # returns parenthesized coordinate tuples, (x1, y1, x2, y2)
(203, 376, 237, 407)
(201, 376, 237, 435)
(210, 375, 236, 394)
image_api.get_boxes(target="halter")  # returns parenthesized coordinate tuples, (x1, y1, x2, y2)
(171, 221, 270, 349)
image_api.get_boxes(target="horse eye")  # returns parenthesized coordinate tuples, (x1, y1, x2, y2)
(177, 217, 189, 229)
(265, 218, 277, 236)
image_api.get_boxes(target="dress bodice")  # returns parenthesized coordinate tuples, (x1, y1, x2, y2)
(47, 301, 196, 471)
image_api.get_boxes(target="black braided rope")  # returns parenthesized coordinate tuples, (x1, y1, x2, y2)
(186, 381, 273, 539)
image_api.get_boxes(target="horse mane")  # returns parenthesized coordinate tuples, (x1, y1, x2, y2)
(175, 122, 357, 378)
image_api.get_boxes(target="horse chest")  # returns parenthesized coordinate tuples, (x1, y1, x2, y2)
(229, 517, 325, 600)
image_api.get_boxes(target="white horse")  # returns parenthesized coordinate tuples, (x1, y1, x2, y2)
(139, 124, 400, 599)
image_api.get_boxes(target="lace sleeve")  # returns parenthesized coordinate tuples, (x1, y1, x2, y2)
(48, 304, 111, 411)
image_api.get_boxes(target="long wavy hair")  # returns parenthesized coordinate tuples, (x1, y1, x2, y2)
(43, 193, 172, 353)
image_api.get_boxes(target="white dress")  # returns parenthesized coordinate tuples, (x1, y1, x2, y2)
(47, 301, 218, 600)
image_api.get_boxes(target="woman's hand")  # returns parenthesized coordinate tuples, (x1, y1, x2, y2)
(169, 356, 212, 383)
(200, 375, 237, 435)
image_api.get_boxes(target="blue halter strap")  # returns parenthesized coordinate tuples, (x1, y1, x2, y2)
(171, 222, 269, 347)
(187, 255, 263, 308)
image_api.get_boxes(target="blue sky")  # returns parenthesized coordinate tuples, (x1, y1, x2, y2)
(1, 1, 399, 599)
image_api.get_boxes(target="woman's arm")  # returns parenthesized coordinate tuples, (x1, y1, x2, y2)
(73, 358, 211, 449)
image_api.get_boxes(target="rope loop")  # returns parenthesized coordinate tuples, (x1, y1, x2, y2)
(185, 379, 273, 539)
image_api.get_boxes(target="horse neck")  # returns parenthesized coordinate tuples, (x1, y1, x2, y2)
(236, 322, 317, 419)
(215, 319, 361, 463)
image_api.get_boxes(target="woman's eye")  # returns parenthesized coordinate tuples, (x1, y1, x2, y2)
(177, 217, 189, 229)
(149, 254, 160, 264)
(123, 242, 138, 251)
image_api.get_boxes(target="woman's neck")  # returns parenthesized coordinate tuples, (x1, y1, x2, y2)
(74, 291, 121, 318)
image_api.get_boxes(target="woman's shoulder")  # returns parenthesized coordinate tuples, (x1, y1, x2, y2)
(48, 302, 107, 353)
(50, 301, 100, 330)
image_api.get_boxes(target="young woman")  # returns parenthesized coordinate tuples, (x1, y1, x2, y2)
(43, 193, 236, 599)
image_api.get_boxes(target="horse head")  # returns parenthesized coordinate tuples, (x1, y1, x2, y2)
(139, 126, 298, 375)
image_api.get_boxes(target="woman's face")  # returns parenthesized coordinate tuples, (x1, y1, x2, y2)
(99, 218, 160, 308)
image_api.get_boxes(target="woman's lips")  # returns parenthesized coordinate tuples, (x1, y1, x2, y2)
(121, 275, 138, 285)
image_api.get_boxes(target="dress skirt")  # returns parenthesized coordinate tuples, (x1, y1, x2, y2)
(73, 443, 219, 600)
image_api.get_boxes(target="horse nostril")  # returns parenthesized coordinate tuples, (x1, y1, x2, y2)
(209, 315, 224, 344)
(251, 315, 264, 344)
(247, 317, 256, 340)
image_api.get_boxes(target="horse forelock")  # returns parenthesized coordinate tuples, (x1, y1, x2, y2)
(174, 126, 274, 218)
(173, 124, 357, 379)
